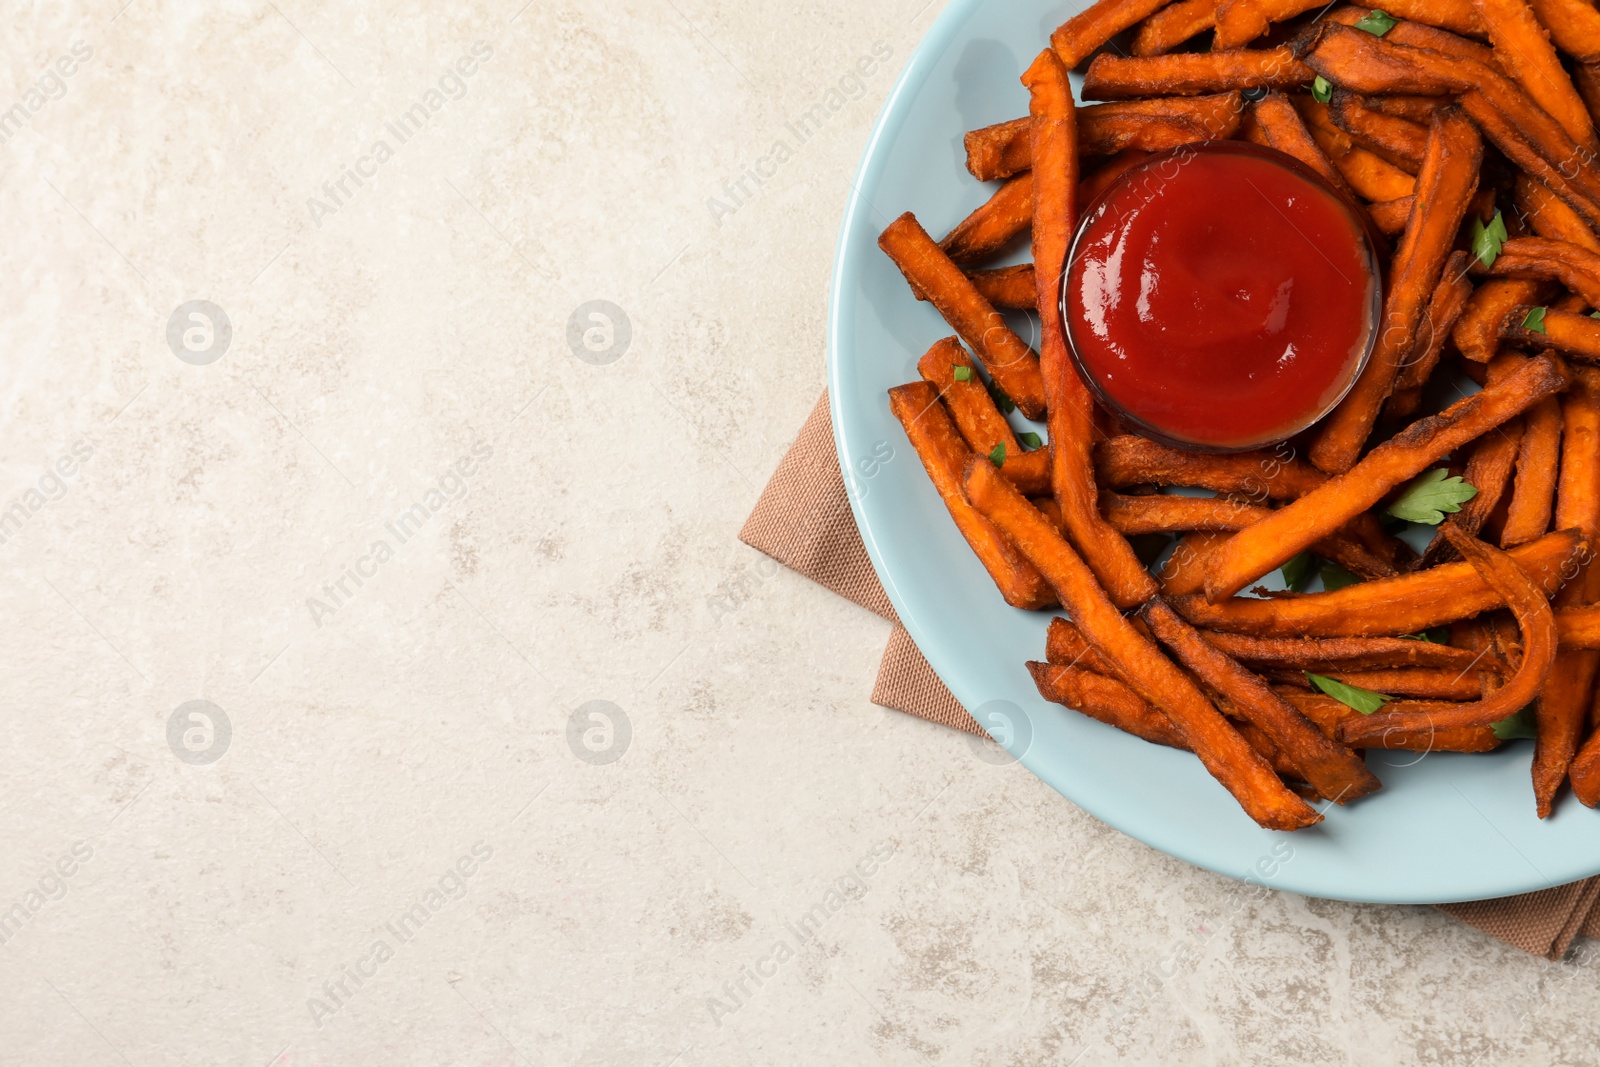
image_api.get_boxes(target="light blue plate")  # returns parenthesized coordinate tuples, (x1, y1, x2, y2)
(827, 0, 1600, 903)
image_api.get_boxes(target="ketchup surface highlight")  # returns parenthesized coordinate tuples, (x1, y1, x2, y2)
(1063, 143, 1379, 451)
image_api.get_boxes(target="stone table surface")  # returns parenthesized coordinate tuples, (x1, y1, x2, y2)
(4, 2, 1600, 1065)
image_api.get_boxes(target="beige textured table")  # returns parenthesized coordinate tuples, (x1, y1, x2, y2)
(4, 2, 1600, 1064)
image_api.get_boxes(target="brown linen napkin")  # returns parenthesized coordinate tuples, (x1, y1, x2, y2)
(741, 390, 1600, 959)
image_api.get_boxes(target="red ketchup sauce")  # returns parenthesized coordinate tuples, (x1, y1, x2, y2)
(1062, 142, 1380, 451)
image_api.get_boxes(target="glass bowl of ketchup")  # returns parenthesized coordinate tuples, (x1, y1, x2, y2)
(1061, 140, 1383, 453)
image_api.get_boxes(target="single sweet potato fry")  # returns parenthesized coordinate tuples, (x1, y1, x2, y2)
(967, 98, 1241, 179)
(962, 458, 1322, 829)
(1160, 532, 1231, 597)
(1132, 0, 1218, 55)
(1201, 632, 1493, 672)
(1082, 46, 1313, 100)
(1095, 435, 1328, 499)
(1488, 237, 1600, 307)
(1394, 250, 1475, 394)
(1176, 529, 1584, 636)
(1501, 395, 1563, 546)
(940, 174, 1032, 265)
(1144, 598, 1381, 803)
(917, 338, 1050, 496)
(1555, 367, 1600, 539)
(1026, 48, 1158, 609)
(888, 382, 1055, 610)
(1529, 0, 1600, 61)
(965, 117, 1032, 181)
(1029, 661, 1188, 747)
(1534, 633, 1600, 815)
(1046, 616, 1121, 674)
(1328, 89, 1429, 170)
(1340, 525, 1559, 741)
(1360, 93, 1446, 124)
(1475, 0, 1598, 148)
(1101, 494, 1396, 579)
(1247, 91, 1354, 196)
(1277, 690, 1503, 751)
(1081, 94, 1246, 155)
(879, 213, 1049, 419)
(1310, 107, 1481, 474)
(1569, 692, 1600, 805)
(1455, 279, 1554, 362)
(1215, 354, 1567, 601)
(965, 264, 1037, 310)
(1367, 195, 1413, 235)
(1052, 0, 1175, 69)
(1515, 174, 1600, 253)
(1213, 0, 1327, 51)
(1331, 146, 1418, 202)
(1504, 306, 1600, 364)
(1101, 493, 1270, 534)
(1274, 666, 1486, 699)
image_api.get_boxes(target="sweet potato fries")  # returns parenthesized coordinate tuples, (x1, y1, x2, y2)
(877, 0, 1600, 827)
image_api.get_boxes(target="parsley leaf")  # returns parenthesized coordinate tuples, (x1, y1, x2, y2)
(1386, 468, 1479, 524)
(1308, 673, 1391, 714)
(952, 365, 972, 382)
(1312, 75, 1333, 103)
(1319, 561, 1361, 591)
(1522, 305, 1548, 334)
(1492, 705, 1538, 740)
(1281, 552, 1319, 592)
(1470, 209, 1509, 268)
(1401, 628, 1450, 643)
(987, 381, 1015, 414)
(1354, 8, 1399, 34)
(1018, 431, 1043, 449)
(989, 442, 1006, 467)
(1591, 311, 1600, 320)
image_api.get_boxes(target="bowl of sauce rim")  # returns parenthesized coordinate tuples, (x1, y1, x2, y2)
(1059, 140, 1384, 454)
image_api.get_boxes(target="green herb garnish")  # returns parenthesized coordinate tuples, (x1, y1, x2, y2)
(1018, 431, 1043, 449)
(987, 381, 1015, 414)
(1354, 9, 1399, 35)
(1470, 209, 1509, 268)
(1312, 75, 1333, 103)
(953, 365, 972, 382)
(1492, 706, 1538, 740)
(1386, 469, 1478, 524)
(1281, 552, 1319, 592)
(989, 442, 1006, 466)
(1319, 561, 1361, 591)
(1307, 673, 1391, 714)
(1523, 306, 1548, 334)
